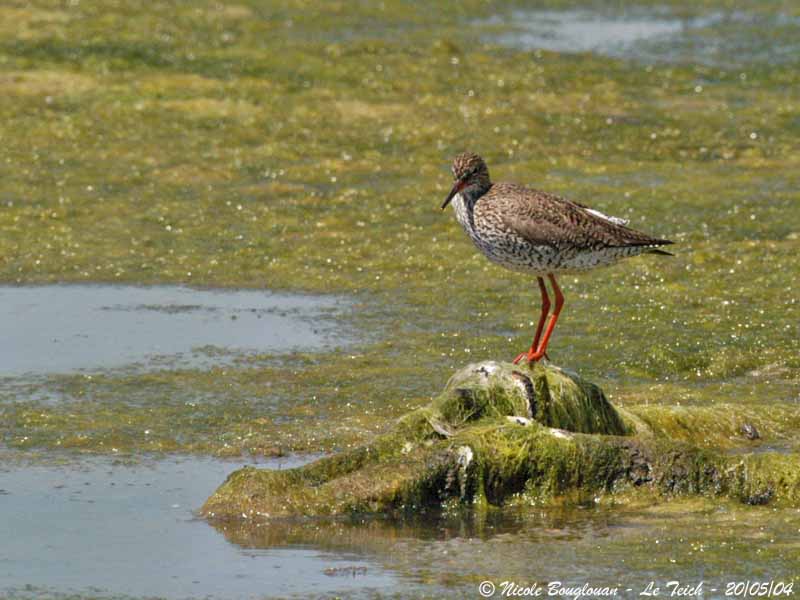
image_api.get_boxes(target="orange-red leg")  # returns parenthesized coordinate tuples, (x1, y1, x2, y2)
(528, 274, 564, 362)
(513, 277, 551, 365)
(513, 274, 564, 364)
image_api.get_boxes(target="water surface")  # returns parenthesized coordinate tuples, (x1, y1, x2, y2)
(212, 496, 800, 598)
(0, 285, 347, 376)
(0, 1, 799, 598)
(0, 454, 398, 599)
(484, 8, 800, 67)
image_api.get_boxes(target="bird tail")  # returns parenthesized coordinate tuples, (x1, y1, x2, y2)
(645, 247, 674, 256)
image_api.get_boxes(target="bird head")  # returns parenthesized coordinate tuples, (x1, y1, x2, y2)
(441, 152, 491, 209)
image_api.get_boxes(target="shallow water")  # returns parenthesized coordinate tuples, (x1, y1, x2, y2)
(0, 454, 399, 599)
(5, 452, 793, 599)
(484, 8, 800, 67)
(0, 285, 346, 376)
(213, 500, 800, 598)
(1, 0, 799, 598)
(484, 10, 700, 55)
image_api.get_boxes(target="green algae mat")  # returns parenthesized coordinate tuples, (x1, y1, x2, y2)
(1, 0, 797, 459)
(203, 362, 800, 519)
(1, 0, 799, 596)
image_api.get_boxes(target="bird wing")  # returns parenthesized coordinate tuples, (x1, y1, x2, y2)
(571, 201, 630, 226)
(480, 183, 671, 251)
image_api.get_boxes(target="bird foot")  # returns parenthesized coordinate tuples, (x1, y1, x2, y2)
(512, 351, 550, 365)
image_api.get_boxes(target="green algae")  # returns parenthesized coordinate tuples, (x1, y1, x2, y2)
(202, 362, 800, 519)
(1, 0, 798, 461)
(210, 497, 800, 596)
(0, 0, 797, 551)
(0, 1, 798, 596)
(202, 361, 633, 518)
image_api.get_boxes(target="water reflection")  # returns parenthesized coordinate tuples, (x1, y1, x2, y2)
(209, 501, 800, 595)
(0, 454, 398, 599)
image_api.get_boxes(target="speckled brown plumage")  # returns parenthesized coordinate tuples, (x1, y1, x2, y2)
(493, 183, 670, 251)
(442, 152, 672, 274)
(440, 151, 674, 364)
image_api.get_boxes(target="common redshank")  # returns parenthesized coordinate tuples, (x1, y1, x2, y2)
(441, 152, 673, 364)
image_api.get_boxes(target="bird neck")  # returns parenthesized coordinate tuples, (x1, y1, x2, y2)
(461, 181, 490, 206)
(452, 190, 481, 236)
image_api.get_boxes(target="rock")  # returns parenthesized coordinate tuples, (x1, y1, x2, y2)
(202, 361, 800, 520)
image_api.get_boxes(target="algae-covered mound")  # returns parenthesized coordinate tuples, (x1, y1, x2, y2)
(202, 362, 800, 519)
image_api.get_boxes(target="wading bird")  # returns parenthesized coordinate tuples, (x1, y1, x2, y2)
(441, 152, 673, 364)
